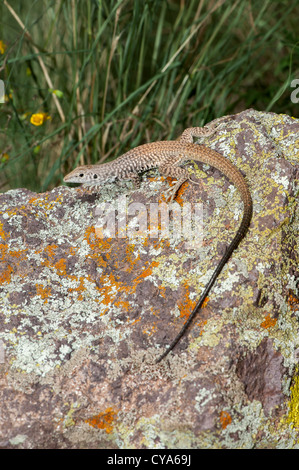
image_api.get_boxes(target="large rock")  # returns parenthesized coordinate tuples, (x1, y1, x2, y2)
(0, 109, 298, 448)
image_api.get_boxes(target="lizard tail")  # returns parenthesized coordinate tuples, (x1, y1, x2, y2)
(155, 199, 252, 363)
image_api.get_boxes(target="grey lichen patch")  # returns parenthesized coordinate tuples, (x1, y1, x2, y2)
(152, 252, 191, 290)
(63, 401, 81, 428)
(9, 434, 28, 446)
(221, 401, 267, 448)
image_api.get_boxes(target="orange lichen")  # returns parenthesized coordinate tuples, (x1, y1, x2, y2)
(86, 226, 112, 251)
(114, 299, 130, 311)
(129, 316, 141, 326)
(0, 222, 7, 241)
(173, 180, 189, 205)
(142, 323, 158, 336)
(158, 284, 166, 298)
(260, 313, 277, 329)
(0, 244, 8, 260)
(84, 225, 96, 241)
(85, 407, 117, 433)
(43, 244, 58, 259)
(138, 266, 154, 279)
(36, 284, 51, 302)
(177, 282, 197, 319)
(85, 226, 117, 269)
(28, 196, 38, 204)
(94, 260, 160, 314)
(0, 244, 27, 261)
(220, 411, 232, 429)
(0, 265, 13, 284)
(54, 259, 67, 276)
(152, 238, 170, 250)
(0, 242, 29, 284)
(122, 244, 140, 272)
(202, 296, 209, 308)
(288, 292, 299, 312)
(95, 272, 134, 315)
(133, 260, 159, 283)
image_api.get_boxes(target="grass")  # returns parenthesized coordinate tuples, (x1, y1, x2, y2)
(0, 0, 298, 192)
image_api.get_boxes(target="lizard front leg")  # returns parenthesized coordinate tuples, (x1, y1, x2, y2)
(125, 172, 142, 188)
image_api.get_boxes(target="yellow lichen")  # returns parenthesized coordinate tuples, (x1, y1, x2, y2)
(287, 375, 299, 428)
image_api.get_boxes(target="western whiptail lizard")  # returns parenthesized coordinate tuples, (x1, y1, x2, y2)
(64, 117, 252, 363)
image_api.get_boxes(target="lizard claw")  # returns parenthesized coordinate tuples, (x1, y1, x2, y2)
(188, 176, 201, 186)
(162, 180, 178, 202)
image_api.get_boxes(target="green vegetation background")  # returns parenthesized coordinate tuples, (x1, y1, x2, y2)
(0, 0, 298, 192)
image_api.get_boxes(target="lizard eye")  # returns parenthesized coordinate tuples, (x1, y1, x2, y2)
(79, 173, 84, 177)
(93, 174, 98, 179)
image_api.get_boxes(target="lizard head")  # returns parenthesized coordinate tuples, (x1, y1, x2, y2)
(63, 165, 116, 186)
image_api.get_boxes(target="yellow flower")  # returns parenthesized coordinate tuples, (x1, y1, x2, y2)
(0, 40, 7, 54)
(30, 112, 50, 126)
(1, 153, 9, 163)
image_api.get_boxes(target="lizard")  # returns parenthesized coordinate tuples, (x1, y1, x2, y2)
(63, 117, 253, 363)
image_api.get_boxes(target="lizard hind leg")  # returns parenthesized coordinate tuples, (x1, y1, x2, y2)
(166, 174, 202, 202)
(158, 163, 190, 202)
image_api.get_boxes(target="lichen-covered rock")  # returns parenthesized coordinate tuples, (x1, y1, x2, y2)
(0, 109, 298, 448)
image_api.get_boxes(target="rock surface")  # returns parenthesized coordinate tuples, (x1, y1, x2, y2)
(0, 109, 298, 448)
